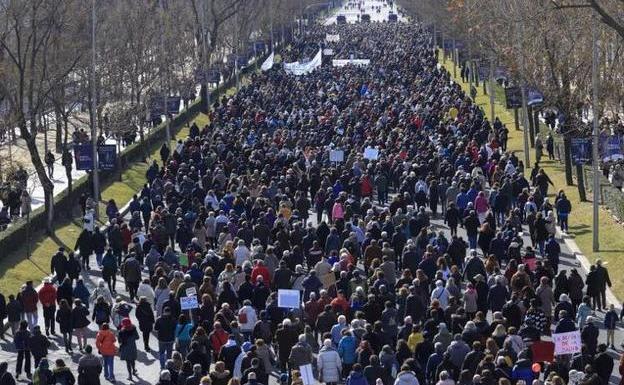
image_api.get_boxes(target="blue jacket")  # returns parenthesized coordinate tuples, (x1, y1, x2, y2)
(338, 335, 357, 364)
(605, 310, 618, 329)
(345, 371, 368, 385)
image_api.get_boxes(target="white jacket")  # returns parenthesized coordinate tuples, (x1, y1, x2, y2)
(137, 283, 156, 306)
(238, 305, 258, 332)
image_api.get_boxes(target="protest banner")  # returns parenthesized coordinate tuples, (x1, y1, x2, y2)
(571, 138, 592, 165)
(277, 289, 301, 309)
(504, 87, 522, 109)
(552, 330, 582, 355)
(364, 147, 379, 160)
(98, 145, 117, 171)
(320, 273, 337, 289)
(332, 59, 371, 67)
(330, 149, 345, 163)
(180, 295, 199, 310)
(261, 52, 274, 71)
(299, 364, 315, 385)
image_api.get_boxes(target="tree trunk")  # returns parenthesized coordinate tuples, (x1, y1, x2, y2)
(528, 106, 535, 147)
(54, 106, 63, 153)
(576, 164, 586, 202)
(63, 117, 72, 196)
(563, 134, 573, 185)
(20, 119, 55, 233)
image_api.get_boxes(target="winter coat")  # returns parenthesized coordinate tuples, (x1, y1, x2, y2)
(78, 353, 102, 385)
(317, 346, 342, 383)
(394, 371, 420, 385)
(346, 371, 368, 385)
(95, 329, 117, 356)
(118, 327, 139, 361)
(338, 335, 357, 364)
(56, 306, 73, 334)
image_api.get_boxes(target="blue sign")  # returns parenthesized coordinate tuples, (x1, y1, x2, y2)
(149, 96, 181, 120)
(601, 135, 624, 161)
(98, 145, 117, 171)
(527, 88, 544, 106)
(74, 144, 93, 171)
(195, 68, 221, 84)
(571, 138, 592, 165)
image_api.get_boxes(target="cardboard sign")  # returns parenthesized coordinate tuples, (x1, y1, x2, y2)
(185, 287, 197, 297)
(364, 147, 379, 160)
(330, 150, 345, 163)
(320, 273, 337, 289)
(180, 295, 199, 310)
(552, 331, 582, 355)
(300, 364, 315, 385)
(277, 289, 301, 309)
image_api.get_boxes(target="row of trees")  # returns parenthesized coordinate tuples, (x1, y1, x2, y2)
(398, 0, 624, 185)
(0, 0, 319, 232)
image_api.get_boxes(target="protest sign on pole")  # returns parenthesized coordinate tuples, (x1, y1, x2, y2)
(277, 289, 301, 309)
(180, 295, 199, 310)
(364, 147, 379, 160)
(185, 287, 197, 297)
(552, 331, 582, 355)
(330, 149, 344, 163)
(299, 364, 315, 385)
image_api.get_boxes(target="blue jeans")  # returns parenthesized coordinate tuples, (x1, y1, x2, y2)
(159, 341, 174, 368)
(103, 355, 114, 379)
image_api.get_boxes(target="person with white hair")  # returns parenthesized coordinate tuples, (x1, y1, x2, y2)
(288, 334, 313, 368)
(90, 279, 113, 305)
(331, 315, 348, 346)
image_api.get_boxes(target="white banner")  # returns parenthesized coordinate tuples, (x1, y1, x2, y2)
(323, 48, 334, 56)
(325, 33, 340, 42)
(552, 331, 582, 355)
(261, 52, 274, 71)
(332, 59, 371, 67)
(284, 49, 322, 76)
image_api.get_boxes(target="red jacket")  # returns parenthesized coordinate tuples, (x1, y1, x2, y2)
(251, 265, 270, 286)
(20, 286, 39, 312)
(38, 283, 57, 307)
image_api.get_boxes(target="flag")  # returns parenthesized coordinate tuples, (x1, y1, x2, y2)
(261, 52, 274, 71)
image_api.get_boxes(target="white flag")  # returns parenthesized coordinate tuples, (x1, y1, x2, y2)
(261, 52, 274, 71)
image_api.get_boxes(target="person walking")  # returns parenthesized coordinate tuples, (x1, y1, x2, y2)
(29, 326, 51, 369)
(20, 280, 39, 330)
(70, 299, 90, 352)
(38, 278, 57, 336)
(56, 299, 73, 353)
(318, 339, 342, 385)
(594, 259, 612, 312)
(136, 296, 155, 351)
(155, 307, 177, 369)
(14, 320, 32, 380)
(118, 318, 139, 381)
(121, 253, 142, 301)
(78, 345, 103, 385)
(95, 323, 117, 382)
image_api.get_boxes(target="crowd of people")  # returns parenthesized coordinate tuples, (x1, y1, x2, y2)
(0, 14, 623, 385)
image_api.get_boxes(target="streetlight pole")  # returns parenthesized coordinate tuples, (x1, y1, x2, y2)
(489, 56, 496, 123)
(90, 0, 100, 220)
(200, 0, 210, 111)
(592, 21, 600, 251)
(159, 0, 171, 145)
(517, 16, 531, 168)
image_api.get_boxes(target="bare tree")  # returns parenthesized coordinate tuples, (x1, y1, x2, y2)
(0, 0, 87, 232)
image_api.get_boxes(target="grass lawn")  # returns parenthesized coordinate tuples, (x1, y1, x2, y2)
(441, 56, 624, 300)
(0, 114, 207, 295)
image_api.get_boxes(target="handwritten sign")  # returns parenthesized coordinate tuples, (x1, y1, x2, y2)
(277, 289, 301, 309)
(364, 147, 379, 160)
(180, 295, 199, 310)
(185, 287, 197, 297)
(552, 331, 581, 355)
(330, 150, 344, 163)
(299, 364, 315, 385)
(320, 273, 337, 289)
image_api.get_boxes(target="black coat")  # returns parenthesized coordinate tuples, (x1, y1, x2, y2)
(135, 302, 155, 332)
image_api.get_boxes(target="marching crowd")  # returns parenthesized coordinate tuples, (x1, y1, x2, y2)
(0, 18, 623, 385)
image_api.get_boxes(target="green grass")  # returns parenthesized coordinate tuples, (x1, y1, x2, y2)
(0, 115, 206, 295)
(441, 55, 624, 300)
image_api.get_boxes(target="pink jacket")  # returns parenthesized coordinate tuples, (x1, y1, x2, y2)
(332, 202, 344, 220)
(474, 195, 489, 213)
